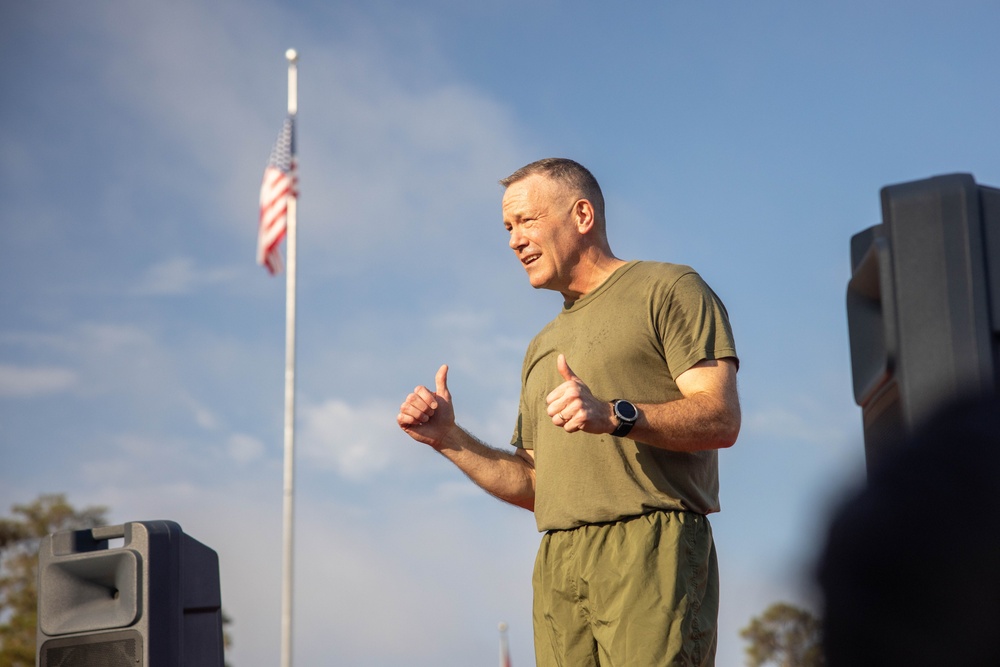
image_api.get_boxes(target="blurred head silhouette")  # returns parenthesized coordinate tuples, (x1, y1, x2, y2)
(818, 394, 1000, 666)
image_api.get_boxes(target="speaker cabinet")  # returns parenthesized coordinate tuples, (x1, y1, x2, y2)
(37, 520, 223, 667)
(847, 173, 1000, 472)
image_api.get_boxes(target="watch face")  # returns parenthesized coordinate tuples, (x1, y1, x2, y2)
(616, 400, 638, 421)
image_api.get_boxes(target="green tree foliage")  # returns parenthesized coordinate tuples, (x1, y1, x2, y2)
(740, 601, 825, 667)
(0, 494, 107, 667)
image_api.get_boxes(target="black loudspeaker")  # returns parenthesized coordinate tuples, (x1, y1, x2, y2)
(847, 173, 1000, 472)
(36, 520, 223, 667)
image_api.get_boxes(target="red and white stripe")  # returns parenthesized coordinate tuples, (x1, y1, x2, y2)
(257, 116, 296, 275)
(258, 163, 295, 274)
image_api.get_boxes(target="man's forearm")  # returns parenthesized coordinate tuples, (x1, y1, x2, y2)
(436, 427, 536, 511)
(626, 357, 741, 452)
(631, 391, 741, 452)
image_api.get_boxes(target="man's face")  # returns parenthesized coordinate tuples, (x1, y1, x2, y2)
(501, 173, 580, 296)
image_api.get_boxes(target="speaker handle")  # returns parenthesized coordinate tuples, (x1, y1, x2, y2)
(92, 524, 127, 541)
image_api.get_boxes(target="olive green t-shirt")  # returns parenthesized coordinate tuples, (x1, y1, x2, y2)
(512, 260, 738, 532)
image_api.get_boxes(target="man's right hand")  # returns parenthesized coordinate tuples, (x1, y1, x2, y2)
(397, 364, 455, 449)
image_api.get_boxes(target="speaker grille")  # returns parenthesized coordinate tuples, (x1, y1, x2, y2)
(41, 629, 142, 667)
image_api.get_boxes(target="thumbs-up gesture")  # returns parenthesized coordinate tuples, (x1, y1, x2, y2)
(545, 354, 615, 434)
(397, 364, 456, 449)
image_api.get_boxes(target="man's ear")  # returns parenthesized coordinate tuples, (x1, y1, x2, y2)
(573, 198, 596, 235)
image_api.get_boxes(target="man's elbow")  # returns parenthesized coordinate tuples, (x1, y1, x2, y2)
(496, 489, 534, 512)
(717, 430, 739, 449)
(715, 407, 741, 449)
(513, 497, 535, 512)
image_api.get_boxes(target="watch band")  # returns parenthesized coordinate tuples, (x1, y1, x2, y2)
(611, 420, 634, 438)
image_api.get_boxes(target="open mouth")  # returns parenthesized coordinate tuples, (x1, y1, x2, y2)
(522, 254, 540, 267)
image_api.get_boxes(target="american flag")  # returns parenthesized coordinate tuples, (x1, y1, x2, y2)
(258, 115, 297, 274)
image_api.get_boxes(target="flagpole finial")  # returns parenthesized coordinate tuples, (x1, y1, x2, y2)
(285, 49, 298, 115)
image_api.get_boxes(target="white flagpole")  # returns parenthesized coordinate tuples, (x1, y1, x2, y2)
(499, 622, 511, 667)
(280, 47, 299, 667)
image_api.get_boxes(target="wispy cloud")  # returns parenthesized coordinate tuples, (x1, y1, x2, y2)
(131, 257, 243, 295)
(226, 433, 266, 464)
(0, 364, 78, 397)
(298, 397, 418, 479)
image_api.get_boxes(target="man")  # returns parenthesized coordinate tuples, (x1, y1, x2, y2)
(397, 158, 740, 666)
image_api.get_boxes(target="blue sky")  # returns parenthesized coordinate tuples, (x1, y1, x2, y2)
(2, 1, 998, 665)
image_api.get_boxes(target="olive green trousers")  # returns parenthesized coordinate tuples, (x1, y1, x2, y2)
(532, 510, 718, 667)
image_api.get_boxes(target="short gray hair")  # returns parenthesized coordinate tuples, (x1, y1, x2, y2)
(500, 158, 605, 223)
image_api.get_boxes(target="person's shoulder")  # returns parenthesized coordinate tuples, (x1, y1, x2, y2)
(625, 260, 699, 284)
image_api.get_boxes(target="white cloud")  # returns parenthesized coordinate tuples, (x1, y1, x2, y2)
(132, 257, 242, 296)
(227, 433, 266, 464)
(36, 323, 173, 401)
(298, 397, 415, 479)
(0, 364, 77, 397)
(192, 403, 221, 431)
(73, 323, 157, 358)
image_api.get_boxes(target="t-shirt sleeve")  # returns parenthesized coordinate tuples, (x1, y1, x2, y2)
(510, 410, 530, 450)
(659, 271, 739, 378)
(511, 346, 536, 450)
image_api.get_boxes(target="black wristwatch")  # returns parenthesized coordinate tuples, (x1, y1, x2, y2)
(611, 399, 638, 437)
